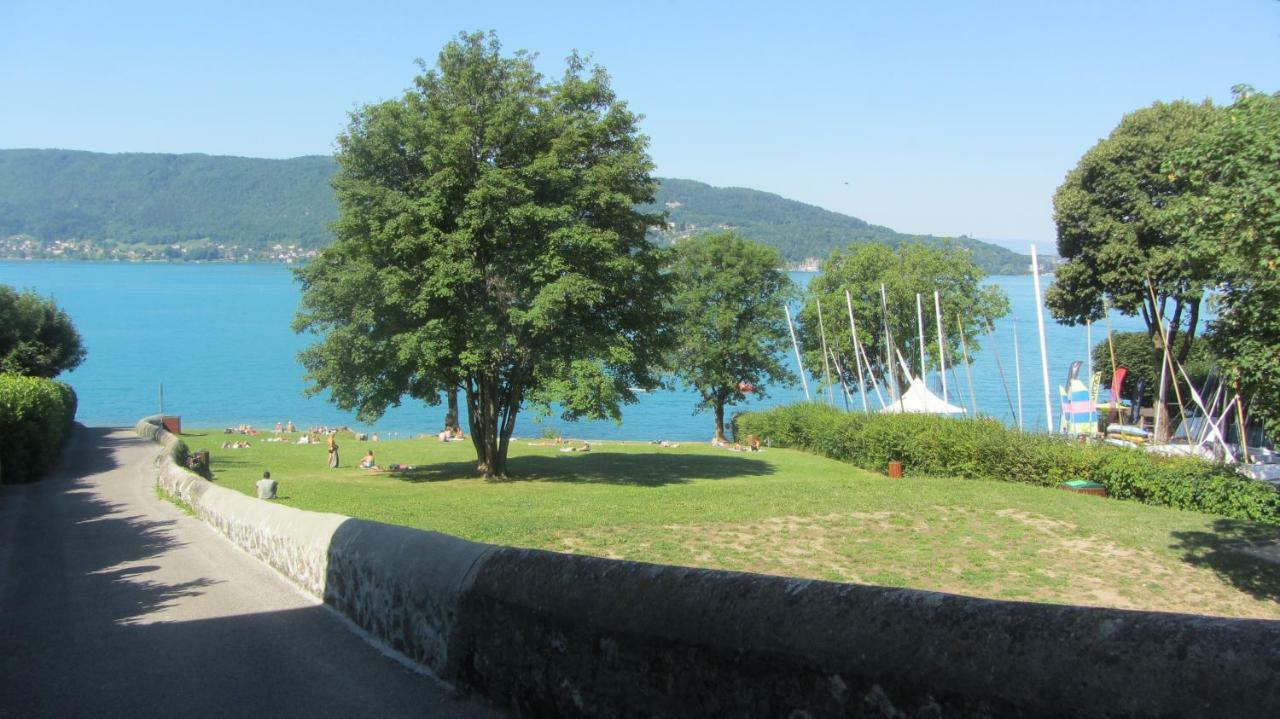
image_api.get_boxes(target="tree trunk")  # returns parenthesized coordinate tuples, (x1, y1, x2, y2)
(463, 373, 520, 479)
(445, 387, 459, 430)
(714, 399, 727, 444)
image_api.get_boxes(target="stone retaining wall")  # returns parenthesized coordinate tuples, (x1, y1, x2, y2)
(137, 418, 1280, 717)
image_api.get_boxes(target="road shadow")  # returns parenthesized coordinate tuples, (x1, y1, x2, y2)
(1, 427, 494, 718)
(1169, 519, 1280, 603)
(388, 451, 775, 486)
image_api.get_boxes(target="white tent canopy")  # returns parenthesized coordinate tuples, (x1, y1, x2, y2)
(879, 377, 966, 415)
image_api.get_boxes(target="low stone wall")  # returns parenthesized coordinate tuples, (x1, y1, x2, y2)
(137, 419, 1280, 717)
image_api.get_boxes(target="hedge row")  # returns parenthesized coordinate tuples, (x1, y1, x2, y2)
(0, 374, 78, 484)
(733, 403, 1280, 524)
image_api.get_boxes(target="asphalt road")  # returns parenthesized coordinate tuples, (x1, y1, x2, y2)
(0, 427, 501, 718)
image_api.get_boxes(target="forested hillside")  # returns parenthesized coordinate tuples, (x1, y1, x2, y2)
(651, 179, 1030, 272)
(0, 149, 1032, 272)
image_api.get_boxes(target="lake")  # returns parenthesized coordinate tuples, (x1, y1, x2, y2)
(1, 261, 1147, 440)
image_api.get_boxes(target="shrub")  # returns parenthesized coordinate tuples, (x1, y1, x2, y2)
(0, 285, 86, 378)
(734, 403, 1280, 524)
(0, 374, 78, 484)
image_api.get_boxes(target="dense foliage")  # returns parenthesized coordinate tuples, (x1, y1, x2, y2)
(667, 232, 796, 440)
(0, 285, 86, 377)
(0, 150, 1032, 274)
(295, 33, 671, 477)
(1169, 87, 1280, 437)
(796, 242, 1008, 399)
(0, 149, 337, 250)
(0, 374, 77, 484)
(734, 403, 1280, 524)
(1091, 331, 1214, 402)
(1048, 100, 1219, 366)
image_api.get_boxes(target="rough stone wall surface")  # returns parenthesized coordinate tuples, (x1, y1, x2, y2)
(136, 418, 344, 597)
(324, 519, 496, 676)
(136, 419, 1280, 718)
(455, 547, 1280, 717)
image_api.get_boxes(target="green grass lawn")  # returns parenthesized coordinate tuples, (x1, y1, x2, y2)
(186, 429, 1280, 619)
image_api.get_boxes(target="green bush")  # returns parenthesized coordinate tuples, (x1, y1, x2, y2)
(0, 374, 78, 484)
(734, 403, 1280, 524)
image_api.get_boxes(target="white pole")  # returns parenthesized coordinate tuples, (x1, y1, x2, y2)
(933, 290, 948, 403)
(1086, 320, 1093, 380)
(1154, 319, 1171, 443)
(957, 315, 978, 416)
(880, 283, 899, 402)
(1031, 244, 1054, 433)
(845, 290, 870, 412)
(916, 293, 928, 384)
(857, 338, 888, 409)
(817, 298, 835, 405)
(1012, 317, 1024, 431)
(784, 305, 810, 401)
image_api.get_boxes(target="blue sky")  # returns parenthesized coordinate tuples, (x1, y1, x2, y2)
(2, 0, 1277, 249)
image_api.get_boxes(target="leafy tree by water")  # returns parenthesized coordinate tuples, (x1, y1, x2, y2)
(1168, 87, 1280, 436)
(667, 232, 796, 442)
(294, 32, 671, 478)
(1047, 100, 1220, 365)
(797, 242, 1008, 401)
(0, 285, 86, 378)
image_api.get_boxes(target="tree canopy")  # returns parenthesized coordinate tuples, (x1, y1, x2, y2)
(1169, 86, 1280, 437)
(667, 231, 796, 441)
(797, 242, 1008, 404)
(0, 285, 86, 378)
(293, 32, 670, 477)
(1047, 100, 1220, 364)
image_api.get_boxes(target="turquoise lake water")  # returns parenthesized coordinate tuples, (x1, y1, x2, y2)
(1, 261, 1147, 440)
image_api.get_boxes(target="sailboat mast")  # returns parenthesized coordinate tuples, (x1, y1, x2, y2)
(957, 315, 978, 416)
(934, 290, 948, 403)
(880, 284, 899, 404)
(1012, 317, 1024, 431)
(1086, 320, 1092, 380)
(816, 298, 835, 405)
(845, 290, 870, 412)
(1031, 244, 1054, 433)
(784, 305, 810, 401)
(986, 318, 1018, 423)
(916, 293, 928, 384)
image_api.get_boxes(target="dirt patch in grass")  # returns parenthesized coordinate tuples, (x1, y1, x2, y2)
(555, 506, 1280, 619)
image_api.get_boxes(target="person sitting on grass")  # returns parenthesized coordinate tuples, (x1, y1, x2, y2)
(360, 450, 378, 470)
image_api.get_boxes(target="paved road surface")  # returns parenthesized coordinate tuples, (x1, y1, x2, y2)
(0, 427, 500, 718)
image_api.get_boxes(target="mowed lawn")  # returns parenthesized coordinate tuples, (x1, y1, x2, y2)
(185, 430, 1280, 619)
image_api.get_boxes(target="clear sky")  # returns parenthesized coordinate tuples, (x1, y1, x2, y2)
(2, 0, 1277, 249)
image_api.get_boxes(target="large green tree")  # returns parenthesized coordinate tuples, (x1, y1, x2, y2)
(294, 33, 671, 477)
(1169, 86, 1280, 437)
(0, 285, 86, 378)
(1047, 100, 1220, 365)
(667, 232, 796, 442)
(798, 242, 1008, 402)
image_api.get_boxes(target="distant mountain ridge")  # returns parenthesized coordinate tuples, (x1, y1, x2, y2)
(0, 148, 1032, 272)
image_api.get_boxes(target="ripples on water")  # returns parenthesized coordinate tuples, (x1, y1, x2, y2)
(1, 261, 1149, 440)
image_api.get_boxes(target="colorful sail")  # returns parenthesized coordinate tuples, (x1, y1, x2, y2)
(1065, 377, 1098, 436)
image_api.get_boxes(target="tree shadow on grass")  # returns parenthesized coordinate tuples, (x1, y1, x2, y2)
(388, 451, 775, 487)
(1169, 519, 1280, 604)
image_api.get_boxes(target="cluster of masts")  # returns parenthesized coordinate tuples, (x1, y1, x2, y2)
(779, 245, 1275, 477)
